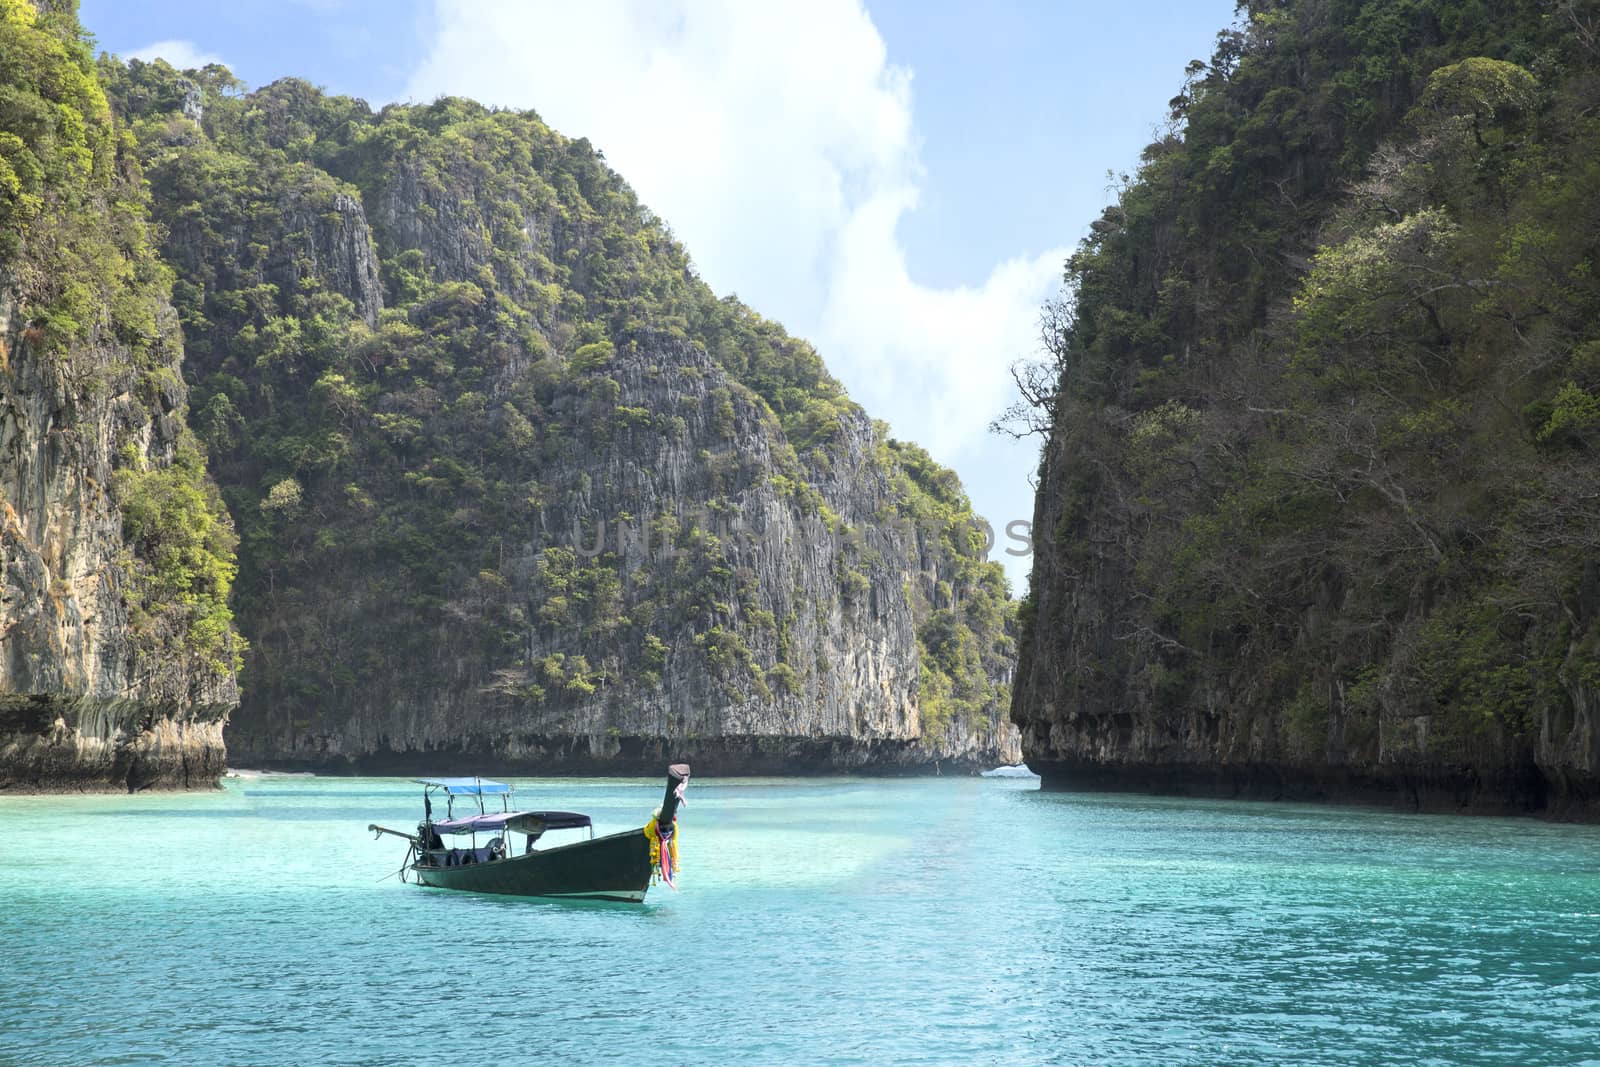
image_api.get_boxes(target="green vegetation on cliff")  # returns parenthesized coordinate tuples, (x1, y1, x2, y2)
(1016, 0, 1600, 804)
(0, 0, 238, 677)
(97, 57, 1012, 762)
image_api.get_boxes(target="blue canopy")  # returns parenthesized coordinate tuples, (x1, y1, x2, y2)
(416, 777, 511, 796)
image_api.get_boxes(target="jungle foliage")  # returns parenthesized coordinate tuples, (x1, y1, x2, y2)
(93, 54, 1011, 740)
(1, 1, 238, 676)
(1019, 0, 1600, 770)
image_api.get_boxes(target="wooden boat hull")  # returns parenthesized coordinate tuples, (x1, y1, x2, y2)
(412, 828, 653, 902)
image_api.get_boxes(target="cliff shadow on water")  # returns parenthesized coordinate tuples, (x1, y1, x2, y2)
(1025, 755, 1597, 823)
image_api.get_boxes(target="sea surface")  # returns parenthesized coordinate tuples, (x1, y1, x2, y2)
(2, 774, 1598, 1065)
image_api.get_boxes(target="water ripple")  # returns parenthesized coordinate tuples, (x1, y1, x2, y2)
(0, 777, 1596, 1064)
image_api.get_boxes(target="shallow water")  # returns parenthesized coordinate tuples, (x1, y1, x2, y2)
(2, 775, 1598, 1065)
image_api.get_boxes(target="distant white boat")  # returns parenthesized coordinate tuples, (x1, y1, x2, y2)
(225, 768, 316, 778)
(980, 764, 1039, 779)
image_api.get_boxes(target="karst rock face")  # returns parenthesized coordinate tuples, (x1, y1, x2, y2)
(1011, 2, 1600, 817)
(0, 282, 238, 790)
(90, 65, 1018, 776)
(0, 5, 239, 791)
(223, 326, 1018, 775)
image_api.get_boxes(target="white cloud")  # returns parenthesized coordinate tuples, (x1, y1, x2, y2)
(820, 188, 1060, 456)
(407, 0, 1064, 588)
(126, 39, 227, 70)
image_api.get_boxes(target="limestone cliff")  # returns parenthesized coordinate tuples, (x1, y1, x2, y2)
(104, 66, 1018, 773)
(1012, 1, 1600, 817)
(230, 330, 1016, 774)
(0, 4, 239, 790)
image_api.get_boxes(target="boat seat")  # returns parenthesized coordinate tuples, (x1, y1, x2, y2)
(437, 846, 502, 865)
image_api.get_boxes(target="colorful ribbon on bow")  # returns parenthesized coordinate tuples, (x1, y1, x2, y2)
(643, 811, 681, 890)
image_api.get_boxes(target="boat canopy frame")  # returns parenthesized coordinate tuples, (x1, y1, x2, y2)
(416, 777, 512, 820)
(402, 779, 598, 876)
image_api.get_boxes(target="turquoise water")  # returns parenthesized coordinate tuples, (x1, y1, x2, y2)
(2, 775, 1598, 1065)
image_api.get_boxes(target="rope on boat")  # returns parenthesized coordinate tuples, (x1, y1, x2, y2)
(369, 824, 419, 883)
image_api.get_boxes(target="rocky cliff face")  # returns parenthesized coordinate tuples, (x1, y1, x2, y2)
(1015, 416, 1574, 813)
(1012, 2, 1600, 817)
(0, 5, 239, 790)
(230, 330, 1015, 773)
(105, 67, 1017, 773)
(0, 284, 235, 790)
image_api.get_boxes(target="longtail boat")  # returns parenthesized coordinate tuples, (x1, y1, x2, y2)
(369, 764, 689, 903)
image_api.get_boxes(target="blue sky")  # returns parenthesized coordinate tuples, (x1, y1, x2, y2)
(82, 0, 1237, 590)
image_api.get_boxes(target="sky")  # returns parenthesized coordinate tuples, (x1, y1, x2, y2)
(81, 0, 1238, 592)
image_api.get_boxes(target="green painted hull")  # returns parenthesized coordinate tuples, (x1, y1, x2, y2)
(412, 828, 654, 902)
